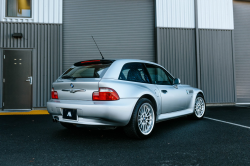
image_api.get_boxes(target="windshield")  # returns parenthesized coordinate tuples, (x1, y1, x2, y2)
(61, 64, 111, 79)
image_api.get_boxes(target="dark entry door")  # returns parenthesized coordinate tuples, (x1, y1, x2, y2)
(3, 50, 32, 110)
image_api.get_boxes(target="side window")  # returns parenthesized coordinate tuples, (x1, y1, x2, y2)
(119, 63, 150, 83)
(145, 64, 173, 85)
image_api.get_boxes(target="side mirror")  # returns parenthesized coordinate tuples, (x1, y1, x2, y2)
(174, 78, 181, 85)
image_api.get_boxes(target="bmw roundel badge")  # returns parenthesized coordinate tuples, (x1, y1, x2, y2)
(70, 83, 74, 88)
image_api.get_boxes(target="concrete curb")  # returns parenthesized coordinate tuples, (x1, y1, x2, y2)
(0, 110, 49, 115)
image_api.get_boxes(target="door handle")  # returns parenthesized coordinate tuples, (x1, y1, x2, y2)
(161, 90, 168, 94)
(26, 76, 32, 85)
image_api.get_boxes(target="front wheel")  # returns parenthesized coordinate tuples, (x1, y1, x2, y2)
(189, 94, 206, 119)
(123, 98, 155, 139)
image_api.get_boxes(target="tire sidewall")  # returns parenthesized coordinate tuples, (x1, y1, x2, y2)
(193, 94, 206, 119)
(133, 98, 156, 139)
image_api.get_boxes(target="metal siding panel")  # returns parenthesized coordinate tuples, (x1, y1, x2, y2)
(0, 0, 2, 21)
(54, 0, 59, 24)
(59, 25, 63, 73)
(38, 1, 43, 23)
(234, 1, 250, 103)
(44, 25, 47, 106)
(0, 23, 3, 47)
(156, 28, 197, 88)
(48, 0, 54, 23)
(0, 22, 61, 108)
(197, 0, 234, 29)
(199, 29, 235, 103)
(33, 0, 39, 22)
(156, 0, 195, 28)
(47, 25, 51, 100)
(63, 0, 155, 71)
(44, 0, 49, 23)
(59, 0, 63, 24)
(0, 48, 2, 108)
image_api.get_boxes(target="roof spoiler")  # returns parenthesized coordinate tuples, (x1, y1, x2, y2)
(74, 59, 115, 66)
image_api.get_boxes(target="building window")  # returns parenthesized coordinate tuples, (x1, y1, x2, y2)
(6, 0, 31, 17)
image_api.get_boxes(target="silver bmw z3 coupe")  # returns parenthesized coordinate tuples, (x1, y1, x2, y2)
(47, 59, 206, 139)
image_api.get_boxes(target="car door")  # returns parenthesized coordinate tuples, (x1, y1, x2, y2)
(144, 64, 190, 114)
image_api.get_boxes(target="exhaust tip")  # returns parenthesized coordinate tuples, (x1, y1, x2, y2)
(53, 116, 59, 122)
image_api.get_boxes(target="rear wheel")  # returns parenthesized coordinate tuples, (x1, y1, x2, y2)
(123, 98, 155, 139)
(189, 94, 206, 119)
(60, 122, 77, 129)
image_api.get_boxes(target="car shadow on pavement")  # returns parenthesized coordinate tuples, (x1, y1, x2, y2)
(50, 116, 198, 141)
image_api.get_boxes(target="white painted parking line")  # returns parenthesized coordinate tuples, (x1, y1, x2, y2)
(204, 117, 250, 129)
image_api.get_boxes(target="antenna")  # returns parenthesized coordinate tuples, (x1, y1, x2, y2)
(91, 36, 104, 59)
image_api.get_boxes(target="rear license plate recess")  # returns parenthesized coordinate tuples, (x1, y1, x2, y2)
(63, 109, 77, 120)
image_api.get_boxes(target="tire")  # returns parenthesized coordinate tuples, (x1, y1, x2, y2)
(189, 94, 206, 119)
(60, 122, 77, 129)
(123, 98, 155, 139)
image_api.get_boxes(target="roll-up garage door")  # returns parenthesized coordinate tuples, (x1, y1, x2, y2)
(63, 0, 155, 71)
(234, 1, 250, 103)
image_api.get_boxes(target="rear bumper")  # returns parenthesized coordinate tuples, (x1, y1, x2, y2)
(47, 99, 138, 126)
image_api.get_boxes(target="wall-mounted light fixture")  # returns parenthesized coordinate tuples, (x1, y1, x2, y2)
(12, 33, 23, 38)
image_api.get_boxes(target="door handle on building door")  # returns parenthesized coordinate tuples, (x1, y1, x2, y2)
(26, 76, 32, 85)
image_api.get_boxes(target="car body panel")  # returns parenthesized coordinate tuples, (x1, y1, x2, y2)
(47, 99, 138, 126)
(47, 59, 205, 127)
(53, 78, 100, 100)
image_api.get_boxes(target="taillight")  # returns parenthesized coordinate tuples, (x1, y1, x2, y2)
(92, 88, 120, 101)
(51, 88, 58, 99)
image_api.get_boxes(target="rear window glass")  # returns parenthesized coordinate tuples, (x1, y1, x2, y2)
(61, 64, 111, 79)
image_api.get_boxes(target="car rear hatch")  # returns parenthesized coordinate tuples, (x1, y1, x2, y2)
(53, 60, 114, 100)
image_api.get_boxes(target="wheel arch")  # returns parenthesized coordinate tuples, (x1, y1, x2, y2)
(197, 91, 205, 102)
(138, 94, 158, 117)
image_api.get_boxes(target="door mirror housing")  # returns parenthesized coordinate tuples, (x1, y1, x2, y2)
(174, 78, 181, 85)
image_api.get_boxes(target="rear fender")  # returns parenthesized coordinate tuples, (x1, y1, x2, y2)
(98, 79, 161, 117)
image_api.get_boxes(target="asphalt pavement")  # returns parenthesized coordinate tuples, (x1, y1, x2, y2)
(0, 106, 250, 166)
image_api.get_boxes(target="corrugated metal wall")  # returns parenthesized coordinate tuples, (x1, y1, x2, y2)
(199, 29, 235, 103)
(156, 0, 195, 28)
(156, 28, 197, 87)
(0, 45, 2, 107)
(33, 0, 63, 23)
(156, 0, 197, 88)
(197, 0, 234, 29)
(233, 1, 250, 103)
(0, 0, 3, 21)
(0, 22, 62, 108)
(63, 0, 155, 71)
(156, 0, 236, 103)
(0, 0, 63, 23)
